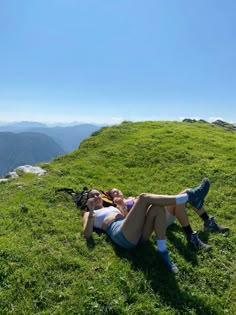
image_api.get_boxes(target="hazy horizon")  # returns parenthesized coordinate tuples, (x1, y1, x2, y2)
(0, 116, 234, 127)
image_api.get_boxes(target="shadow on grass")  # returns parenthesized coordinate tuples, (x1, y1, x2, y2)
(85, 228, 106, 249)
(86, 237, 96, 249)
(83, 224, 215, 313)
(108, 235, 216, 315)
(167, 223, 200, 266)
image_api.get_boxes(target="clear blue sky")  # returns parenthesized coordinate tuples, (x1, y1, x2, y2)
(0, 0, 235, 124)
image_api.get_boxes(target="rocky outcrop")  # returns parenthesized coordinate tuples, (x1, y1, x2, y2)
(14, 165, 47, 175)
(211, 119, 236, 131)
(0, 165, 47, 183)
(4, 171, 19, 178)
(182, 119, 236, 131)
(182, 119, 198, 123)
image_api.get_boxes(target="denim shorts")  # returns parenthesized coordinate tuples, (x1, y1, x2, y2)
(106, 218, 137, 249)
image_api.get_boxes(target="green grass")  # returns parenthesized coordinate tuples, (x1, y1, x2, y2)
(0, 121, 235, 314)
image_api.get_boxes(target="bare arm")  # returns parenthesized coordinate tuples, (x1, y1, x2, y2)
(113, 196, 128, 216)
(83, 212, 94, 239)
(82, 198, 95, 239)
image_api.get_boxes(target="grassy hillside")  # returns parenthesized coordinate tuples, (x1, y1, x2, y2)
(0, 121, 235, 314)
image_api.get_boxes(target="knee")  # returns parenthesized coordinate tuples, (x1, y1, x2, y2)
(149, 205, 165, 216)
(166, 205, 176, 216)
(139, 193, 149, 201)
(138, 193, 151, 207)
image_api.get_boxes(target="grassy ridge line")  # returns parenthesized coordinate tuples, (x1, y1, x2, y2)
(0, 121, 235, 314)
(50, 121, 235, 197)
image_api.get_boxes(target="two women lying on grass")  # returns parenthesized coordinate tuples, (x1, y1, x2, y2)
(82, 178, 211, 273)
(107, 186, 229, 251)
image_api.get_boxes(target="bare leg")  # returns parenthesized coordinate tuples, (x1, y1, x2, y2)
(166, 204, 190, 227)
(191, 206, 206, 216)
(141, 205, 167, 241)
(166, 188, 191, 227)
(121, 179, 210, 244)
(121, 193, 177, 244)
(121, 196, 180, 273)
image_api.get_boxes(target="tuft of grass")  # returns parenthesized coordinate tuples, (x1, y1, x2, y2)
(0, 121, 235, 314)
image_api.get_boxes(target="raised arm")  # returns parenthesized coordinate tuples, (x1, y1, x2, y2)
(82, 198, 95, 239)
(113, 196, 128, 216)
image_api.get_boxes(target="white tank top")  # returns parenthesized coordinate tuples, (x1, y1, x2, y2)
(93, 206, 121, 229)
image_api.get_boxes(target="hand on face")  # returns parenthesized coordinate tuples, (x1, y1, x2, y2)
(110, 188, 124, 199)
(87, 196, 102, 211)
(86, 197, 97, 211)
(113, 196, 125, 207)
(87, 190, 103, 210)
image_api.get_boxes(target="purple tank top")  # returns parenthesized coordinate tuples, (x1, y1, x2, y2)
(125, 199, 135, 211)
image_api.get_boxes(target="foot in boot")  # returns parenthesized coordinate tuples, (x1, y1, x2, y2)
(187, 178, 210, 210)
(188, 232, 211, 251)
(204, 217, 229, 233)
(157, 250, 179, 273)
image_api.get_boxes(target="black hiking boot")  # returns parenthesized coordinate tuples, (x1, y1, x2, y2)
(187, 178, 210, 210)
(188, 232, 211, 251)
(204, 217, 229, 233)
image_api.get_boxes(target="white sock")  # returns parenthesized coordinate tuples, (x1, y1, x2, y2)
(157, 239, 167, 252)
(176, 193, 188, 205)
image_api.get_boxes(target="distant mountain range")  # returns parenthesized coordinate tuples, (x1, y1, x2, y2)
(0, 132, 64, 176)
(0, 121, 104, 176)
(25, 124, 103, 152)
(0, 122, 103, 152)
(0, 121, 48, 129)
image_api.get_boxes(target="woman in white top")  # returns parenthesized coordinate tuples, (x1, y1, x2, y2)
(82, 178, 210, 273)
